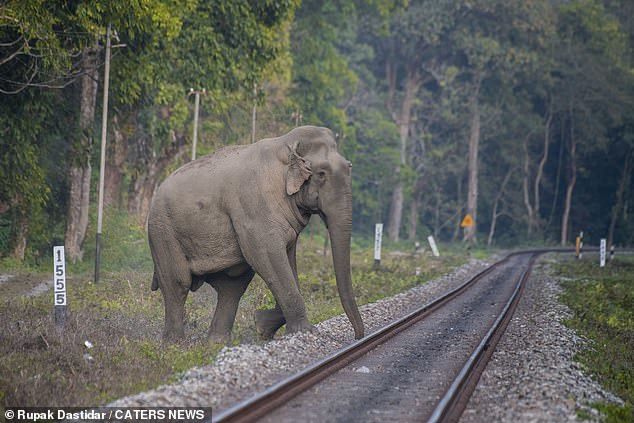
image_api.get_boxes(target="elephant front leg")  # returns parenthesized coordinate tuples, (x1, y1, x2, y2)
(239, 232, 315, 337)
(255, 241, 301, 340)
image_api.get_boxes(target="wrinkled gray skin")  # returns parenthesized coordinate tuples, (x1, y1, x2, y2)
(148, 126, 365, 343)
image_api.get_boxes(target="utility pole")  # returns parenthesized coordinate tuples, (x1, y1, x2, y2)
(95, 24, 112, 284)
(189, 88, 206, 160)
(251, 83, 257, 143)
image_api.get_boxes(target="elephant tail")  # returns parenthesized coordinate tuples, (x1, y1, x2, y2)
(151, 270, 159, 291)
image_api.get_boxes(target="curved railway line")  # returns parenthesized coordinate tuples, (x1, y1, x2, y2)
(213, 249, 575, 423)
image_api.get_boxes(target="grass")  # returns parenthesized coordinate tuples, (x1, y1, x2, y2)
(555, 256, 634, 422)
(0, 213, 476, 409)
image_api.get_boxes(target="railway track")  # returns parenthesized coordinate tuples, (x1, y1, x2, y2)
(213, 249, 572, 423)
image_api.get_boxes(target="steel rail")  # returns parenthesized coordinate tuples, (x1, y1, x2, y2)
(213, 249, 573, 423)
(427, 252, 539, 423)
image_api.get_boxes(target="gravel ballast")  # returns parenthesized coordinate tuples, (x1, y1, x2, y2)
(110, 253, 623, 421)
(110, 257, 492, 411)
(461, 255, 623, 422)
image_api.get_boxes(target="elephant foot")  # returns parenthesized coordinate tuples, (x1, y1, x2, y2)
(255, 309, 286, 340)
(285, 320, 318, 336)
(208, 331, 232, 345)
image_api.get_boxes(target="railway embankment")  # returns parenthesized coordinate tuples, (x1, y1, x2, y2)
(108, 257, 492, 412)
(0, 239, 470, 409)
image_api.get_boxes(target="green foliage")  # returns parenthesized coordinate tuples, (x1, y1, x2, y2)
(0, 88, 59, 258)
(347, 108, 400, 231)
(0, 0, 299, 259)
(81, 210, 153, 274)
(557, 257, 634, 422)
(290, 0, 358, 132)
(1, 0, 634, 259)
(0, 93, 51, 212)
(559, 0, 627, 65)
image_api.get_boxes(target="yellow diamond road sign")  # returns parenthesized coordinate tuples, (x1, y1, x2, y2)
(460, 214, 474, 228)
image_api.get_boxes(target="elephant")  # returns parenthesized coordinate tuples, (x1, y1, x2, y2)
(147, 125, 365, 343)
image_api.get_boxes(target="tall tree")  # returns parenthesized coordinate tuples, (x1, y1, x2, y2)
(367, 0, 459, 241)
(451, 0, 554, 243)
(555, 0, 629, 244)
(607, 143, 633, 248)
(1, 1, 93, 259)
(65, 45, 98, 262)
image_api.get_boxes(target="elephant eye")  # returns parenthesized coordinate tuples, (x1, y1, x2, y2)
(317, 170, 327, 178)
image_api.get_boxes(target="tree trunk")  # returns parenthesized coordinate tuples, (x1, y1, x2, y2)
(561, 109, 576, 246)
(104, 114, 129, 208)
(433, 188, 441, 238)
(11, 213, 27, 260)
(65, 164, 92, 262)
(522, 132, 535, 236)
(128, 174, 158, 226)
(386, 67, 420, 242)
(607, 148, 633, 248)
(464, 78, 481, 244)
(533, 102, 552, 230)
(546, 122, 565, 231)
(127, 130, 188, 225)
(452, 175, 463, 242)
(407, 197, 418, 242)
(65, 46, 98, 263)
(487, 204, 499, 248)
(387, 184, 404, 242)
(487, 168, 513, 247)
(407, 178, 424, 241)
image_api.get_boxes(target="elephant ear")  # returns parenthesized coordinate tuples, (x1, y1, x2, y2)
(286, 142, 312, 195)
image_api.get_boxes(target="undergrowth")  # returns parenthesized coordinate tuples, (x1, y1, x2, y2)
(556, 256, 634, 422)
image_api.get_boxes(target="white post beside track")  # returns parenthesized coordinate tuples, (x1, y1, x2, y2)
(53, 246, 68, 328)
(374, 223, 383, 268)
(427, 235, 440, 257)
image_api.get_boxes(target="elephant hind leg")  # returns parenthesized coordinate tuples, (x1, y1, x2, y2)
(255, 304, 286, 340)
(151, 270, 159, 291)
(161, 281, 189, 342)
(209, 269, 255, 344)
(151, 232, 192, 341)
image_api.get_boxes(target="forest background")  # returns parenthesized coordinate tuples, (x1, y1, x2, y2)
(1, 0, 633, 266)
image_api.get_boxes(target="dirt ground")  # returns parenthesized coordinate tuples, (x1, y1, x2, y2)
(0, 272, 53, 298)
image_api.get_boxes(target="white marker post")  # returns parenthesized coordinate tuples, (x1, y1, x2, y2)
(600, 238, 606, 268)
(374, 223, 383, 269)
(427, 235, 440, 257)
(53, 246, 68, 328)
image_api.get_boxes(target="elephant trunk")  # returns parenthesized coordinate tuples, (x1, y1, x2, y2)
(326, 195, 365, 340)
